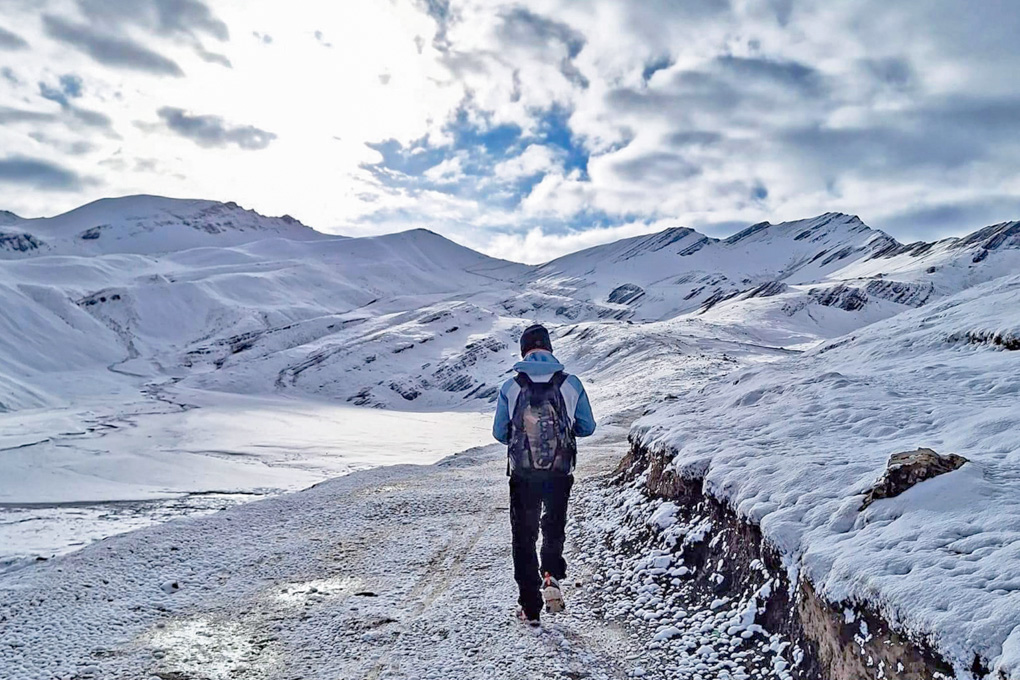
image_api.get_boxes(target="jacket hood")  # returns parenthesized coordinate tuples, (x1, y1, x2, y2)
(513, 350, 565, 374)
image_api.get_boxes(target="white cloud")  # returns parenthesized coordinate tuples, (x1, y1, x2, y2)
(423, 154, 465, 183)
(482, 219, 678, 264)
(492, 144, 561, 180)
(520, 169, 592, 219)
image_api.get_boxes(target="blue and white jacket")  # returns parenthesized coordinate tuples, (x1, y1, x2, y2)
(492, 350, 597, 447)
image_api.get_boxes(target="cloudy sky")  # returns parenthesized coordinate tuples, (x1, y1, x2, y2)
(1, 0, 1019, 261)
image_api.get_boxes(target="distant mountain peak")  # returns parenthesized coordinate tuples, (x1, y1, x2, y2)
(951, 220, 1020, 253)
(2, 195, 323, 258)
(47, 195, 312, 229)
(724, 220, 772, 244)
(0, 210, 23, 226)
(615, 226, 705, 258)
(725, 212, 874, 246)
(397, 227, 443, 238)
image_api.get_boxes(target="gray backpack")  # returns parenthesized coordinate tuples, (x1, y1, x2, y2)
(508, 372, 576, 476)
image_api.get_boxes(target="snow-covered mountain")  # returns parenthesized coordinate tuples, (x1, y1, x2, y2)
(0, 195, 324, 258)
(3, 196, 1017, 536)
(0, 202, 526, 411)
(525, 213, 1020, 342)
(3, 196, 1018, 415)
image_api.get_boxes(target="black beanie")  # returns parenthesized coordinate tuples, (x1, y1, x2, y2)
(520, 324, 552, 357)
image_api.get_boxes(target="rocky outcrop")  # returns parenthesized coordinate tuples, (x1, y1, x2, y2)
(861, 448, 969, 510)
(808, 284, 868, 312)
(615, 442, 958, 680)
(608, 283, 646, 305)
(950, 221, 1020, 252)
(864, 279, 935, 307)
(797, 582, 954, 680)
(742, 280, 789, 300)
(614, 226, 702, 259)
(948, 330, 1020, 351)
(0, 231, 43, 253)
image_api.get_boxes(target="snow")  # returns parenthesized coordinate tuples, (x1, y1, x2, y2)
(0, 392, 491, 567)
(2, 194, 1020, 677)
(571, 471, 799, 680)
(633, 274, 1020, 677)
(0, 196, 534, 564)
(649, 502, 679, 529)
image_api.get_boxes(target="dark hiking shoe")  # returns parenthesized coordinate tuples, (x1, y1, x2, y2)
(517, 606, 541, 627)
(542, 573, 565, 613)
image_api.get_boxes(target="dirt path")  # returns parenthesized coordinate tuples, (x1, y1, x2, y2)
(1, 431, 639, 679)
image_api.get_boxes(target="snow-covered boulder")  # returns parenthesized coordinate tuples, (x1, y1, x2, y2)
(860, 448, 968, 510)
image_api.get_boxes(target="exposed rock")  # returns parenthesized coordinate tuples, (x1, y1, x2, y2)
(417, 310, 452, 324)
(676, 236, 711, 256)
(742, 280, 788, 300)
(860, 448, 968, 510)
(698, 288, 741, 312)
(867, 239, 935, 260)
(797, 581, 951, 680)
(864, 279, 934, 307)
(950, 220, 1020, 252)
(347, 387, 373, 406)
(724, 220, 772, 244)
(614, 226, 699, 259)
(0, 231, 43, 253)
(77, 289, 124, 307)
(388, 381, 421, 401)
(948, 329, 1020, 351)
(607, 283, 646, 305)
(819, 245, 858, 267)
(808, 284, 868, 312)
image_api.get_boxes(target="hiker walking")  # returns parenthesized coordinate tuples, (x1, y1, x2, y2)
(492, 324, 596, 626)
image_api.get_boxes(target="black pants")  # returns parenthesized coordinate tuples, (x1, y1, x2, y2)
(509, 473, 573, 618)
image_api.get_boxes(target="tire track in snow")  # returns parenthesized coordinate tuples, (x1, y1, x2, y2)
(362, 507, 503, 680)
(417, 507, 503, 614)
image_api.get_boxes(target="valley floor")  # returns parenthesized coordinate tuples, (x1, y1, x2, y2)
(1, 429, 796, 680)
(0, 390, 491, 569)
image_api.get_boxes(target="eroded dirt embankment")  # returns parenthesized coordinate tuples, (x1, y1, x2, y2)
(616, 442, 959, 680)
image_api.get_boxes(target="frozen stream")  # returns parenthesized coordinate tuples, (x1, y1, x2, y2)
(0, 388, 492, 570)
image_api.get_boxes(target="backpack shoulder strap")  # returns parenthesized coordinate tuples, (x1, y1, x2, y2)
(551, 371, 568, 389)
(514, 372, 532, 388)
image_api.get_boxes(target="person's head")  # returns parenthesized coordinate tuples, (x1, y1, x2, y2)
(520, 324, 552, 358)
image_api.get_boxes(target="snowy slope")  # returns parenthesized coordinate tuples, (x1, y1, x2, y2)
(632, 275, 1020, 677)
(0, 216, 532, 560)
(2, 197, 1017, 462)
(0, 223, 527, 408)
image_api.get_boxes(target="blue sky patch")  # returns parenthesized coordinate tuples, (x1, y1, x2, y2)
(362, 103, 592, 217)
